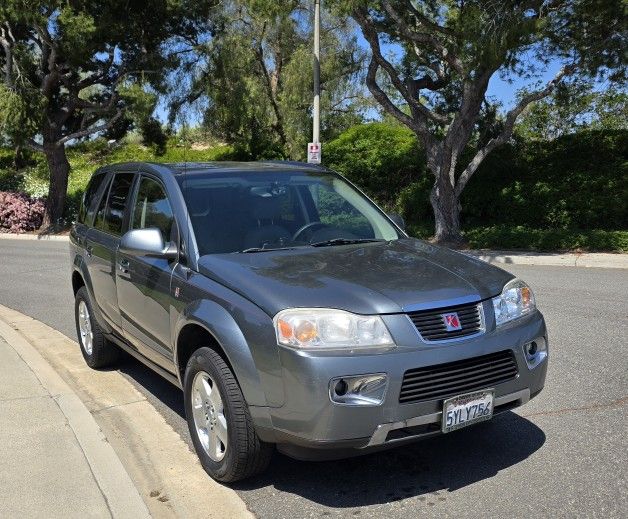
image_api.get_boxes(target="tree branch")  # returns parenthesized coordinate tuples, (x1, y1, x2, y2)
(455, 64, 577, 196)
(57, 108, 124, 145)
(25, 139, 45, 153)
(381, 0, 463, 74)
(0, 25, 14, 87)
(363, 58, 419, 133)
(252, 23, 287, 146)
(353, 7, 448, 128)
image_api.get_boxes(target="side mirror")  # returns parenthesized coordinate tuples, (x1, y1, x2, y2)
(119, 228, 177, 259)
(388, 212, 406, 231)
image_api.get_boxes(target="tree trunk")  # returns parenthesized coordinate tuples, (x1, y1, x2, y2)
(13, 145, 27, 169)
(41, 142, 70, 231)
(429, 172, 464, 246)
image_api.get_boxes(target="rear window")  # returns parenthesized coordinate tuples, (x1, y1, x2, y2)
(78, 172, 107, 224)
(95, 172, 135, 236)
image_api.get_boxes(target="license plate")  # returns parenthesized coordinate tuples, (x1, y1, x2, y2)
(442, 389, 494, 433)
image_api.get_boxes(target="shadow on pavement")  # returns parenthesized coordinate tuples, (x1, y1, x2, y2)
(117, 355, 186, 419)
(113, 355, 545, 509)
(234, 411, 545, 508)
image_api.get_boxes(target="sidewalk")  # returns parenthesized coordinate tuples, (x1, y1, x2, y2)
(0, 305, 253, 519)
(0, 325, 150, 519)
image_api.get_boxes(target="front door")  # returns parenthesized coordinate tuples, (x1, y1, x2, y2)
(116, 175, 178, 371)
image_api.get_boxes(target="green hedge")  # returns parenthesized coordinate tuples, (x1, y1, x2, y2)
(462, 131, 627, 230)
(1, 125, 626, 251)
(324, 122, 426, 207)
(463, 226, 628, 252)
(323, 124, 627, 250)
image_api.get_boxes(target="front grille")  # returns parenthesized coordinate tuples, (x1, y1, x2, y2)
(408, 302, 484, 341)
(399, 350, 518, 404)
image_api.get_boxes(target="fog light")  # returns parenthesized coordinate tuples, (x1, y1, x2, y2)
(329, 374, 388, 406)
(334, 379, 348, 396)
(523, 337, 547, 369)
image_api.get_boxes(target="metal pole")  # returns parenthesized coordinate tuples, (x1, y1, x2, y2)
(313, 0, 320, 144)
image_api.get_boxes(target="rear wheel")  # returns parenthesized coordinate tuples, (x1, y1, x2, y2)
(74, 286, 120, 368)
(184, 347, 273, 482)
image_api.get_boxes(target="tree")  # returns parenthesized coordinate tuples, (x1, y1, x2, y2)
(0, 1, 212, 228)
(337, 0, 626, 244)
(171, 0, 367, 159)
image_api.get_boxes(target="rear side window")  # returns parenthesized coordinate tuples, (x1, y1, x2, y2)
(78, 173, 106, 224)
(132, 177, 175, 243)
(95, 172, 135, 236)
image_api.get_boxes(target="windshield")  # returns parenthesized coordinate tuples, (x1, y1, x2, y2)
(180, 170, 400, 255)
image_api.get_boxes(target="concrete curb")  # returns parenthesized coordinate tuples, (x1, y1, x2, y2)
(0, 233, 69, 241)
(0, 304, 253, 519)
(466, 250, 628, 269)
(0, 317, 151, 519)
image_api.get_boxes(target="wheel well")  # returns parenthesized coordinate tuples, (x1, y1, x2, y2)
(72, 271, 85, 296)
(176, 323, 232, 382)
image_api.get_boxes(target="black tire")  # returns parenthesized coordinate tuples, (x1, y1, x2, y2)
(74, 286, 120, 369)
(184, 346, 273, 482)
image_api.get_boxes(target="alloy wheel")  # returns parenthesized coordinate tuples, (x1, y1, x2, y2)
(78, 300, 94, 355)
(191, 370, 228, 461)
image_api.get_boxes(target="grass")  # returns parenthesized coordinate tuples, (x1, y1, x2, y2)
(0, 138, 236, 223)
(1, 138, 235, 193)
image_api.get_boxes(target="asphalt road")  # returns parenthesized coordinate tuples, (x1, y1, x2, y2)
(0, 238, 626, 518)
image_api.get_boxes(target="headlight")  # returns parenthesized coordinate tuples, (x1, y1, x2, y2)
(492, 278, 536, 326)
(274, 308, 394, 349)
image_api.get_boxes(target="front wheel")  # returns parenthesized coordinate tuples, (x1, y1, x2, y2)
(184, 347, 273, 482)
(74, 286, 120, 368)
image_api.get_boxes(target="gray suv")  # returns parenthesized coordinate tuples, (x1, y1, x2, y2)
(70, 161, 548, 482)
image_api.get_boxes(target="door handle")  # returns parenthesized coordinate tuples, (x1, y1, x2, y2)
(86, 245, 93, 258)
(118, 259, 130, 273)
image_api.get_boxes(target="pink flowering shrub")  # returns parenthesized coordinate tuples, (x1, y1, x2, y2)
(0, 191, 46, 233)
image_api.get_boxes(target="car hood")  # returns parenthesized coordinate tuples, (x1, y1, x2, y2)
(197, 238, 513, 317)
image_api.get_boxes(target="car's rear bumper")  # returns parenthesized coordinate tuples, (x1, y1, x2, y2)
(256, 308, 548, 459)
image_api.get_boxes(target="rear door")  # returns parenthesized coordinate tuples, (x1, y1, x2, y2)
(85, 170, 136, 332)
(116, 173, 178, 369)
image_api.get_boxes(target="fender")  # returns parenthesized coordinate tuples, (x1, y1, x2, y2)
(174, 299, 269, 407)
(72, 255, 114, 335)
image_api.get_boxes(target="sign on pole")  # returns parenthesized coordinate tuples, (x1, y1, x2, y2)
(307, 142, 321, 164)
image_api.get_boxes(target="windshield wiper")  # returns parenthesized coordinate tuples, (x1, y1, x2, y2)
(238, 246, 298, 253)
(310, 238, 385, 248)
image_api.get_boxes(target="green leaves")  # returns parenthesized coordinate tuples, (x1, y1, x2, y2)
(187, 0, 366, 159)
(56, 7, 96, 61)
(0, 84, 44, 143)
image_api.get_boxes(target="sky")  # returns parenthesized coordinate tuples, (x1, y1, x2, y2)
(487, 60, 564, 109)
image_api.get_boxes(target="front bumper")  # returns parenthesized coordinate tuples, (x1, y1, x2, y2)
(260, 306, 548, 459)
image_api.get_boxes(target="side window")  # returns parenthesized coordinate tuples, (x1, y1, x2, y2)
(308, 183, 374, 238)
(78, 173, 106, 224)
(96, 172, 135, 236)
(132, 177, 175, 243)
(94, 177, 111, 230)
